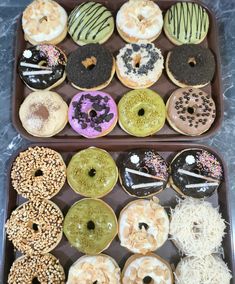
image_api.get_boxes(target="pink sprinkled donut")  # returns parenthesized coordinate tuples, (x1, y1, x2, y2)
(68, 91, 118, 138)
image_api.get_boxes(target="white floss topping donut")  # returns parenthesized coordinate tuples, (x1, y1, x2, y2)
(116, 42, 164, 85)
(123, 255, 172, 284)
(67, 255, 121, 284)
(116, 0, 163, 40)
(119, 198, 169, 254)
(175, 255, 232, 284)
(170, 198, 226, 257)
(22, 0, 67, 43)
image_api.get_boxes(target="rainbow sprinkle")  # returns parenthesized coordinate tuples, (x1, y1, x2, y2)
(196, 150, 223, 180)
(144, 151, 168, 180)
(38, 45, 63, 67)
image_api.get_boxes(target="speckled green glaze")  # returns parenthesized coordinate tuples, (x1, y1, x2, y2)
(63, 199, 117, 254)
(164, 2, 209, 45)
(67, 147, 118, 198)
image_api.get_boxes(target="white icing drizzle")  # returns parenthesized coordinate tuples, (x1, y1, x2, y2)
(132, 181, 163, 189)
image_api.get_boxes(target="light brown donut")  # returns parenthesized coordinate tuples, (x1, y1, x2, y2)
(5, 200, 63, 255)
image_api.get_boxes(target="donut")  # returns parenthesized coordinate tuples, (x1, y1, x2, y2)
(68, 2, 114, 45)
(5, 199, 63, 255)
(66, 44, 115, 90)
(118, 149, 169, 197)
(67, 147, 118, 198)
(118, 89, 166, 137)
(169, 148, 223, 198)
(18, 45, 67, 91)
(11, 146, 66, 200)
(122, 254, 173, 284)
(63, 198, 118, 254)
(116, 42, 164, 89)
(67, 254, 121, 284)
(118, 198, 169, 254)
(116, 0, 163, 43)
(22, 0, 67, 45)
(68, 91, 118, 138)
(166, 44, 216, 88)
(164, 2, 209, 45)
(175, 255, 232, 284)
(169, 198, 226, 257)
(8, 253, 65, 284)
(19, 91, 68, 137)
(166, 88, 216, 136)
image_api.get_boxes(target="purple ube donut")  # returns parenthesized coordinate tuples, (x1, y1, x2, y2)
(68, 91, 118, 138)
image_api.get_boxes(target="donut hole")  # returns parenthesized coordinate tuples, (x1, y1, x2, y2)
(34, 169, 43, 177)
(32, 277, 40, 284)
(39, 16, 48, 23)
(28, 221, 39, 233)
(138, 222, 149, 231)
(188, 57, 197, 67)
(87, 220, 95, 230)
(38, 60, 47, 67)
(133, 54, 141, 68)
(143, 276, 153, 284)
(187, 106, 195, 114)
(137, 14, 145, 22)
(89, 109, 97, 118)
(192, 222, 202, 239)
(82, 56, 97, 70)
(88, 168, 96, 177)
(138, 108, 145, 116)
(139, 166, 149, 174)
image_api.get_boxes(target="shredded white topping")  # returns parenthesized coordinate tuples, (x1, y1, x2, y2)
(170, 198, 226, 257)
(175, 255, 232, 284)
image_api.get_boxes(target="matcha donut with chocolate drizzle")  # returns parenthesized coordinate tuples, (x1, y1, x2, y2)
(67, 147, 118, 198)
(63, 198, 118, 255)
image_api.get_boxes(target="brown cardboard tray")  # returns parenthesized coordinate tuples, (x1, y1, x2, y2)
(2, 142, 234, 282)
(12, 0, 223, 142)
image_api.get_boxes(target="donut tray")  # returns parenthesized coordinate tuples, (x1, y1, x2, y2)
(12, 0, 223, 142)
(2, 142, 234, 282)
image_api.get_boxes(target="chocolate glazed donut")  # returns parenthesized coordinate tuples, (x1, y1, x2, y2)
(18, 45, 67, 90)
(66, 43, 114, 90)
(118, 149, 169, 197)
(166, 44, 215, 88)
(170, 149, 223, 198)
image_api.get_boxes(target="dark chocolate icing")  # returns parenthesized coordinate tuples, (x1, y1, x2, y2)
(118, 149, 169, 197)
(170, 149, 223, 198)
(66, 44, 113, 89)
(168, 44, 215, 86)
(18, 45, 66, 90)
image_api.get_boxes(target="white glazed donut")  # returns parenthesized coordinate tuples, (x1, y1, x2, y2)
(118, 198, 169, 254)
(116, 0, 163, 43)
(22, 0, 67, 45)
(122, 254, 173, 284)
(67, 254, 121, 284)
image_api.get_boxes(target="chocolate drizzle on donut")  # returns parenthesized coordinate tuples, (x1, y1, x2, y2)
(168, 44, 215, 86)
(170, 149, 223, 198)
(18, 45, 66, 90)
(72, 93, 114, 132)
(118, 149, 169, 197)
(66, 44, 113, 89)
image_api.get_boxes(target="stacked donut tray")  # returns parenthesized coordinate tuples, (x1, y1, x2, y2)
(12, 0, 223, 142)
(2, 142, 234, 282)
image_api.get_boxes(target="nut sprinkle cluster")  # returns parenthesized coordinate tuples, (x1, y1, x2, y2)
(8, 253, 65, 284)
(5, 199, 63, 255)
(11, 146, 66, 200)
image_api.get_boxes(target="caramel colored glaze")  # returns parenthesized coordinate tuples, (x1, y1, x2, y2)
(167, 88, 216, 136)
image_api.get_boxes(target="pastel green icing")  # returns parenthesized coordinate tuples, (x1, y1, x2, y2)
(164, 2, 209, 44)
(68, 2, 114, 44)
(63, 199, 117, 254)
(118, 89, 166, 137)
(67, 147, 118, 198)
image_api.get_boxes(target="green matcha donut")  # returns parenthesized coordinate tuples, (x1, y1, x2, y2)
(164, 2, 209, 45)
(68, 2, 114, 45)
(67, 147, 118, 198)
(63, 198, 118, 254)
(118, 89, 166, 137)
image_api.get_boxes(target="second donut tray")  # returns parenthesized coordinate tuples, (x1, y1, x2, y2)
(12, 0, 223, 142)
(2, 142, 234, 282)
